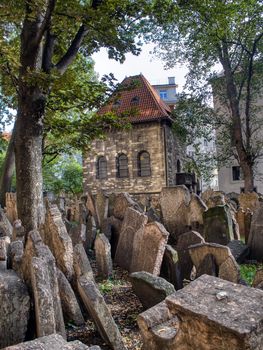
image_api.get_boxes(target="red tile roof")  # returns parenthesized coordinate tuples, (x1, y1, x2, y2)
(98, 74, 171, 123)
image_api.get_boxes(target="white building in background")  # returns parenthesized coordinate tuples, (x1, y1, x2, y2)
(153, 77, 218, 191)
(212, 80, 263, 194)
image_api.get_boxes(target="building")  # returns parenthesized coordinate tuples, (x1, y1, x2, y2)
(213, 79, 263, 194)
(83, 74, 188, 196)
(152, 76, 178, 109)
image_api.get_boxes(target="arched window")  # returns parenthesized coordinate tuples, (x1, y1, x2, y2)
(116, 153, 129, 178)
(96, 156, 107, 179)
(138, 151, 151, 177)
(130, 96, 140, 105)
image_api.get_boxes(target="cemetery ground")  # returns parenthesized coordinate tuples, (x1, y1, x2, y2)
(68, 256, 143, 350)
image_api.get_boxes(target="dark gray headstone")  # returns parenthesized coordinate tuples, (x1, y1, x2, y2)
(160, 245, 183, 290)
(248, 203, 263, 262)
(227, 240, 249, 264)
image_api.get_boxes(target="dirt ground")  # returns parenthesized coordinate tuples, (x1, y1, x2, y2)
(67, 256, 143, 349)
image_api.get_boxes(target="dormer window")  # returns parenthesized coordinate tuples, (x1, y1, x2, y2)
(131, 96, 140, 105)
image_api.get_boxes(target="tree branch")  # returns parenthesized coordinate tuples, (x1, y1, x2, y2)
(42, 29, 56, 73)
(55, 25, 88, 75)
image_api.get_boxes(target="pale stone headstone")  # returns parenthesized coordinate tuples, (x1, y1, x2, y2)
(253, 268, 263, 289)
(203, 205, 234, 245)
(248, 203, 263, 261)
(0, 269, 30, 348)
(57, 268, 85, 326)
(114, 207, 148, 271)
(44, 202, 74, 280)
(10, 240, 24, 275)
(113, 192, 142, 220)
(130, 271, 175, 310)
(94, 233, 112, 279)
(189, 242, 240, 283)
(160, 186, 207, 242)
(12, 219, 25, 242)
(139, 275, 263, 350)
(238, 192, 259, 212)
(73, 243, 94, 281)
(160, 245, 183, 290)
(5, 192, 18, 224)
(77, 275, 127, 350)
(95, 190, 109, 228)
(130, 221, 169, 275)
(175, 230, 205, 281)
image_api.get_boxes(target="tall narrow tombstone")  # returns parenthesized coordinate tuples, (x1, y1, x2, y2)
(94, 234, 112, 279)
(114, 207, 148, 271)
(130, 221, 169, 275)
(248, 203, 263, 261)
(113, 192, 142, 220)
(160, 245, 183, 290)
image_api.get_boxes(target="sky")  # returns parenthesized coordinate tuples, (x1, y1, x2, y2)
(92, 43, 188, 92)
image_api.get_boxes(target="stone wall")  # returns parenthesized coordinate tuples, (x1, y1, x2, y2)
(83, 122, 168, 194)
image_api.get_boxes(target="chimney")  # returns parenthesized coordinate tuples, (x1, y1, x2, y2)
(168, 77, 175, 85)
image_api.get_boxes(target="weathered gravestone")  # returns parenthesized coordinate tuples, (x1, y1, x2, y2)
(113, 192, 143, 220)
(130, 221, 169, 275)
(175, 230, 205, 281)
(227, 240, 249, 263)
(196, 253, 218, 278)
(138, 274, 263, 350)
(0, 269, 30, 348)
(160, 186, 207, 242)
(12, 219, 25, 242)
(114, 207, 148, 271)
(130, 271, 175, 309)
(189, 242, 240, 283)
(253, 268, 263, 290)
(160, 245, 183, 290)
(4, 334, 101, 350)
(44, 202, 74, 280)
(203, 205, 234, 245)
(57, 268, 85, 326)
(95, 189, 109, 228)
(238, 191, 259, 212)
(0, 208, 12, 237)
(94, 233, 112, 279)
(248, 203, 263, 262)
(5, 192, 18, 224)
(22, 230, 66, 338)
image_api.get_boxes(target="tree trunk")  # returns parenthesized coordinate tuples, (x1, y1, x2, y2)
(0, 122, 16, 207)
(15, 90, 45, 233)
(219, 43, 254, 192)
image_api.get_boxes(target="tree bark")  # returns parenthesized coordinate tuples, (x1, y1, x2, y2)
(0, 122, 16, 208)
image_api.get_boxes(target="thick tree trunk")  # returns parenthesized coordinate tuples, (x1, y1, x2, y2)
(15, 90, 45, 233)
(0, 123, 16, 207)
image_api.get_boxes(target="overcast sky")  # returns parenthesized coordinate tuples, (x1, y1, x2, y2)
(92, 43, 188, 92)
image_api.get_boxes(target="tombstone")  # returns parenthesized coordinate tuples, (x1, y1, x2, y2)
(0, 208, 12, 237)
(196, 253, 218, 278)
(4, 334, 99, 350)
(0, 269, 30, 348)
(73, 243, 94, 281)
(160, 245, 183, 290)
(94, 234, 112, 279)
(86, 215, 97, 250)
(189, 242, 240, 283)
(86, 191, 99, 227)
(57, 268, 85, 326)
(77, 275, 127, 350)
(113, 192, 142, 220)
(238, 191, 259, 212)
(130, 222, 169, 275)
(12, 219, 25, 242)
(5, 192, 18, 223)
(44, 203, 74, 280)
(175, 230, 205, 281)
(203, 205, 234, 245)
(114, 208, 148, 271)
(160, 186, 207, 242)
(138, 275, 263, 350)
(227, 240, 249, 264)
(95, 190, 109, 228)
(107, 216, 122, 259)
(10, 240, 24, 276)
(248, 203, 263, 262)
(253, 268, 263, 289)
(21, 230, 66, 338)
(130, 271, 175, 309)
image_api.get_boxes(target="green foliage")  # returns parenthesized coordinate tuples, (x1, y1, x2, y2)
(98, 278, 123, 294)
(240, 264, 257, 286)
(43, 154, 83, 195)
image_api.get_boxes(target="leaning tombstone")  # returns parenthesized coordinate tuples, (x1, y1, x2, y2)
(160, 245, 183, 290)
(248, 203, 263, 262)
